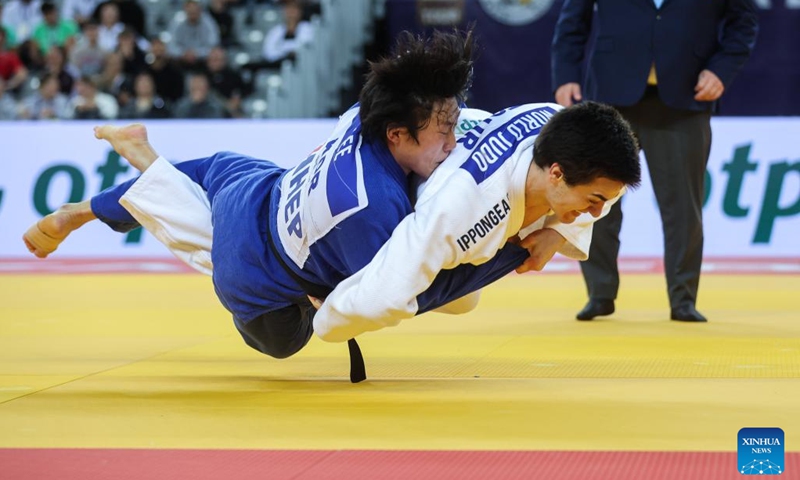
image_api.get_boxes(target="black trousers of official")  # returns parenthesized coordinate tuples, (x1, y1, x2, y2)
(581, 87, 711, 310)
(236, 297, 316, 359)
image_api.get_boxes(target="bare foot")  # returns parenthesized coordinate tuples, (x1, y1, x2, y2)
(22, 201, 96, 258)
(94, 124, 159, 172)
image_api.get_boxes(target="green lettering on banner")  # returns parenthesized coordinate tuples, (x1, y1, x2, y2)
(96, 150, 129, 190)
(0, 188, 4, 213)
(722, 144, 758, 217)
(457, 118, 479, 135)
(124, 226, 143, 244)
(33, 164, 85, 215)
(754, 160, 800, 243)
(703, 169, 712, 207)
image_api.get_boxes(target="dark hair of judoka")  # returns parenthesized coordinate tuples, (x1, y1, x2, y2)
(533, 102, 642, 188)
(359, 28, 475, 144)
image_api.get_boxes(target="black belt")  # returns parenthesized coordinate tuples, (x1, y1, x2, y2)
(266, 231, 367, 383)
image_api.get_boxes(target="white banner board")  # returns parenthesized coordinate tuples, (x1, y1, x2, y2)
(0, 118, 797, 259)
(620, 117, 799, 257)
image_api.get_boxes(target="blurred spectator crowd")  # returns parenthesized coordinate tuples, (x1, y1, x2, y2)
(0, 0, 319, 120)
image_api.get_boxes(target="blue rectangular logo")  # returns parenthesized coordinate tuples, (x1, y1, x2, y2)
(738, 427, 784, 475)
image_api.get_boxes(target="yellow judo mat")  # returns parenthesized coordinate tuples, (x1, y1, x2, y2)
(1, 272, 799, 456)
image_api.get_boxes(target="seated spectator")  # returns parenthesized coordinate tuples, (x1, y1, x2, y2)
(96, 2, 123, 52)
(31, 1, 79, 55)
(173, 73, 224, 119)
(0, 29, 29, 92)
(18, 72, 70, 119)
(3, 0, 43, 44)
(5, 0, 44, 69)
(116, 26, 145, 76)
(262, 0, 313, 64)
(68, 74, 118, 119)
(95, 51, 132, 105)
(69, 20, 107, 78)
(0, 78, 18, 119)
(168, 0, 220, 70)
(145, 37, 184, 103)
(92, 0, 146, 39)
(207, 0, 237, 48)
(204, 46, 247, 118)
(42, 45, 77, 95)
(61, 0, 102, 28)
(118, 71, 169, 118)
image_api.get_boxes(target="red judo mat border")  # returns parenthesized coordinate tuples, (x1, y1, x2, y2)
(1, 448, 798, 480)
(2, 256, 799, 275)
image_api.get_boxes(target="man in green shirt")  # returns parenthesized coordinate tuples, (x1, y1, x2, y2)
(32, 1, 78, 54)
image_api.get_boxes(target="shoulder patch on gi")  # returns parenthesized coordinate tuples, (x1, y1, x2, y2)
(459, 106, 556, 184)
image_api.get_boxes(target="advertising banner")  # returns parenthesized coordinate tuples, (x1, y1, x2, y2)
(0, 118, 797, 260)
(621, 117, 799, 257)
(0, 120, 336, 258)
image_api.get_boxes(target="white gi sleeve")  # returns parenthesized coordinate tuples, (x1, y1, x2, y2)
(313, 178, 504, 342)
(119, 157, 214, 276)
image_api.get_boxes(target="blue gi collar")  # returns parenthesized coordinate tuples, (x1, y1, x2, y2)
(364, 138, 408, 187)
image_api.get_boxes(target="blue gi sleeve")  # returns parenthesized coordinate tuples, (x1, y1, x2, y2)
(415, 243, 529, 314)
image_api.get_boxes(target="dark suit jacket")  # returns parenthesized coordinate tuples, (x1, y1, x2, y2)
(551, 0, 758, 111)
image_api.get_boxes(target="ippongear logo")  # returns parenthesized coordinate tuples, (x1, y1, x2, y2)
(477, 0, 555, 26)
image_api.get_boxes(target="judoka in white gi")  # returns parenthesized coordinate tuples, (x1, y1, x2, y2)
(313, 102, 641, 342)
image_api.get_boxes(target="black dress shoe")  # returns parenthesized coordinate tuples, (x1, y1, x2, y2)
(576, 299, 615, 321)
(670, 306, 708, 322)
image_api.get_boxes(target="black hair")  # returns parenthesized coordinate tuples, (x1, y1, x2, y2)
(41, 2, 56, 15)
(359, 28, 475, 144)
(533, 102, 642, 187)
(39, 72, 59, 87)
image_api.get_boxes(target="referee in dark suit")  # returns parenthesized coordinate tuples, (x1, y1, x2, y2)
(551, 0, 758, 322)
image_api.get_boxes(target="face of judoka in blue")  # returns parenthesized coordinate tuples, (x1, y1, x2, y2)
(385, 98, 461, 179)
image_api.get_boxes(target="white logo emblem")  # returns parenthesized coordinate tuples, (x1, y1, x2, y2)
(477, 0, 555, 26)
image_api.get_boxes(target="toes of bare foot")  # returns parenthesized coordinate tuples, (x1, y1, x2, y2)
(24, 214, 70, 258)
(94, 124, 112, 140)
(22, 236, 35, 253)
(22, 234, 48, 258)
